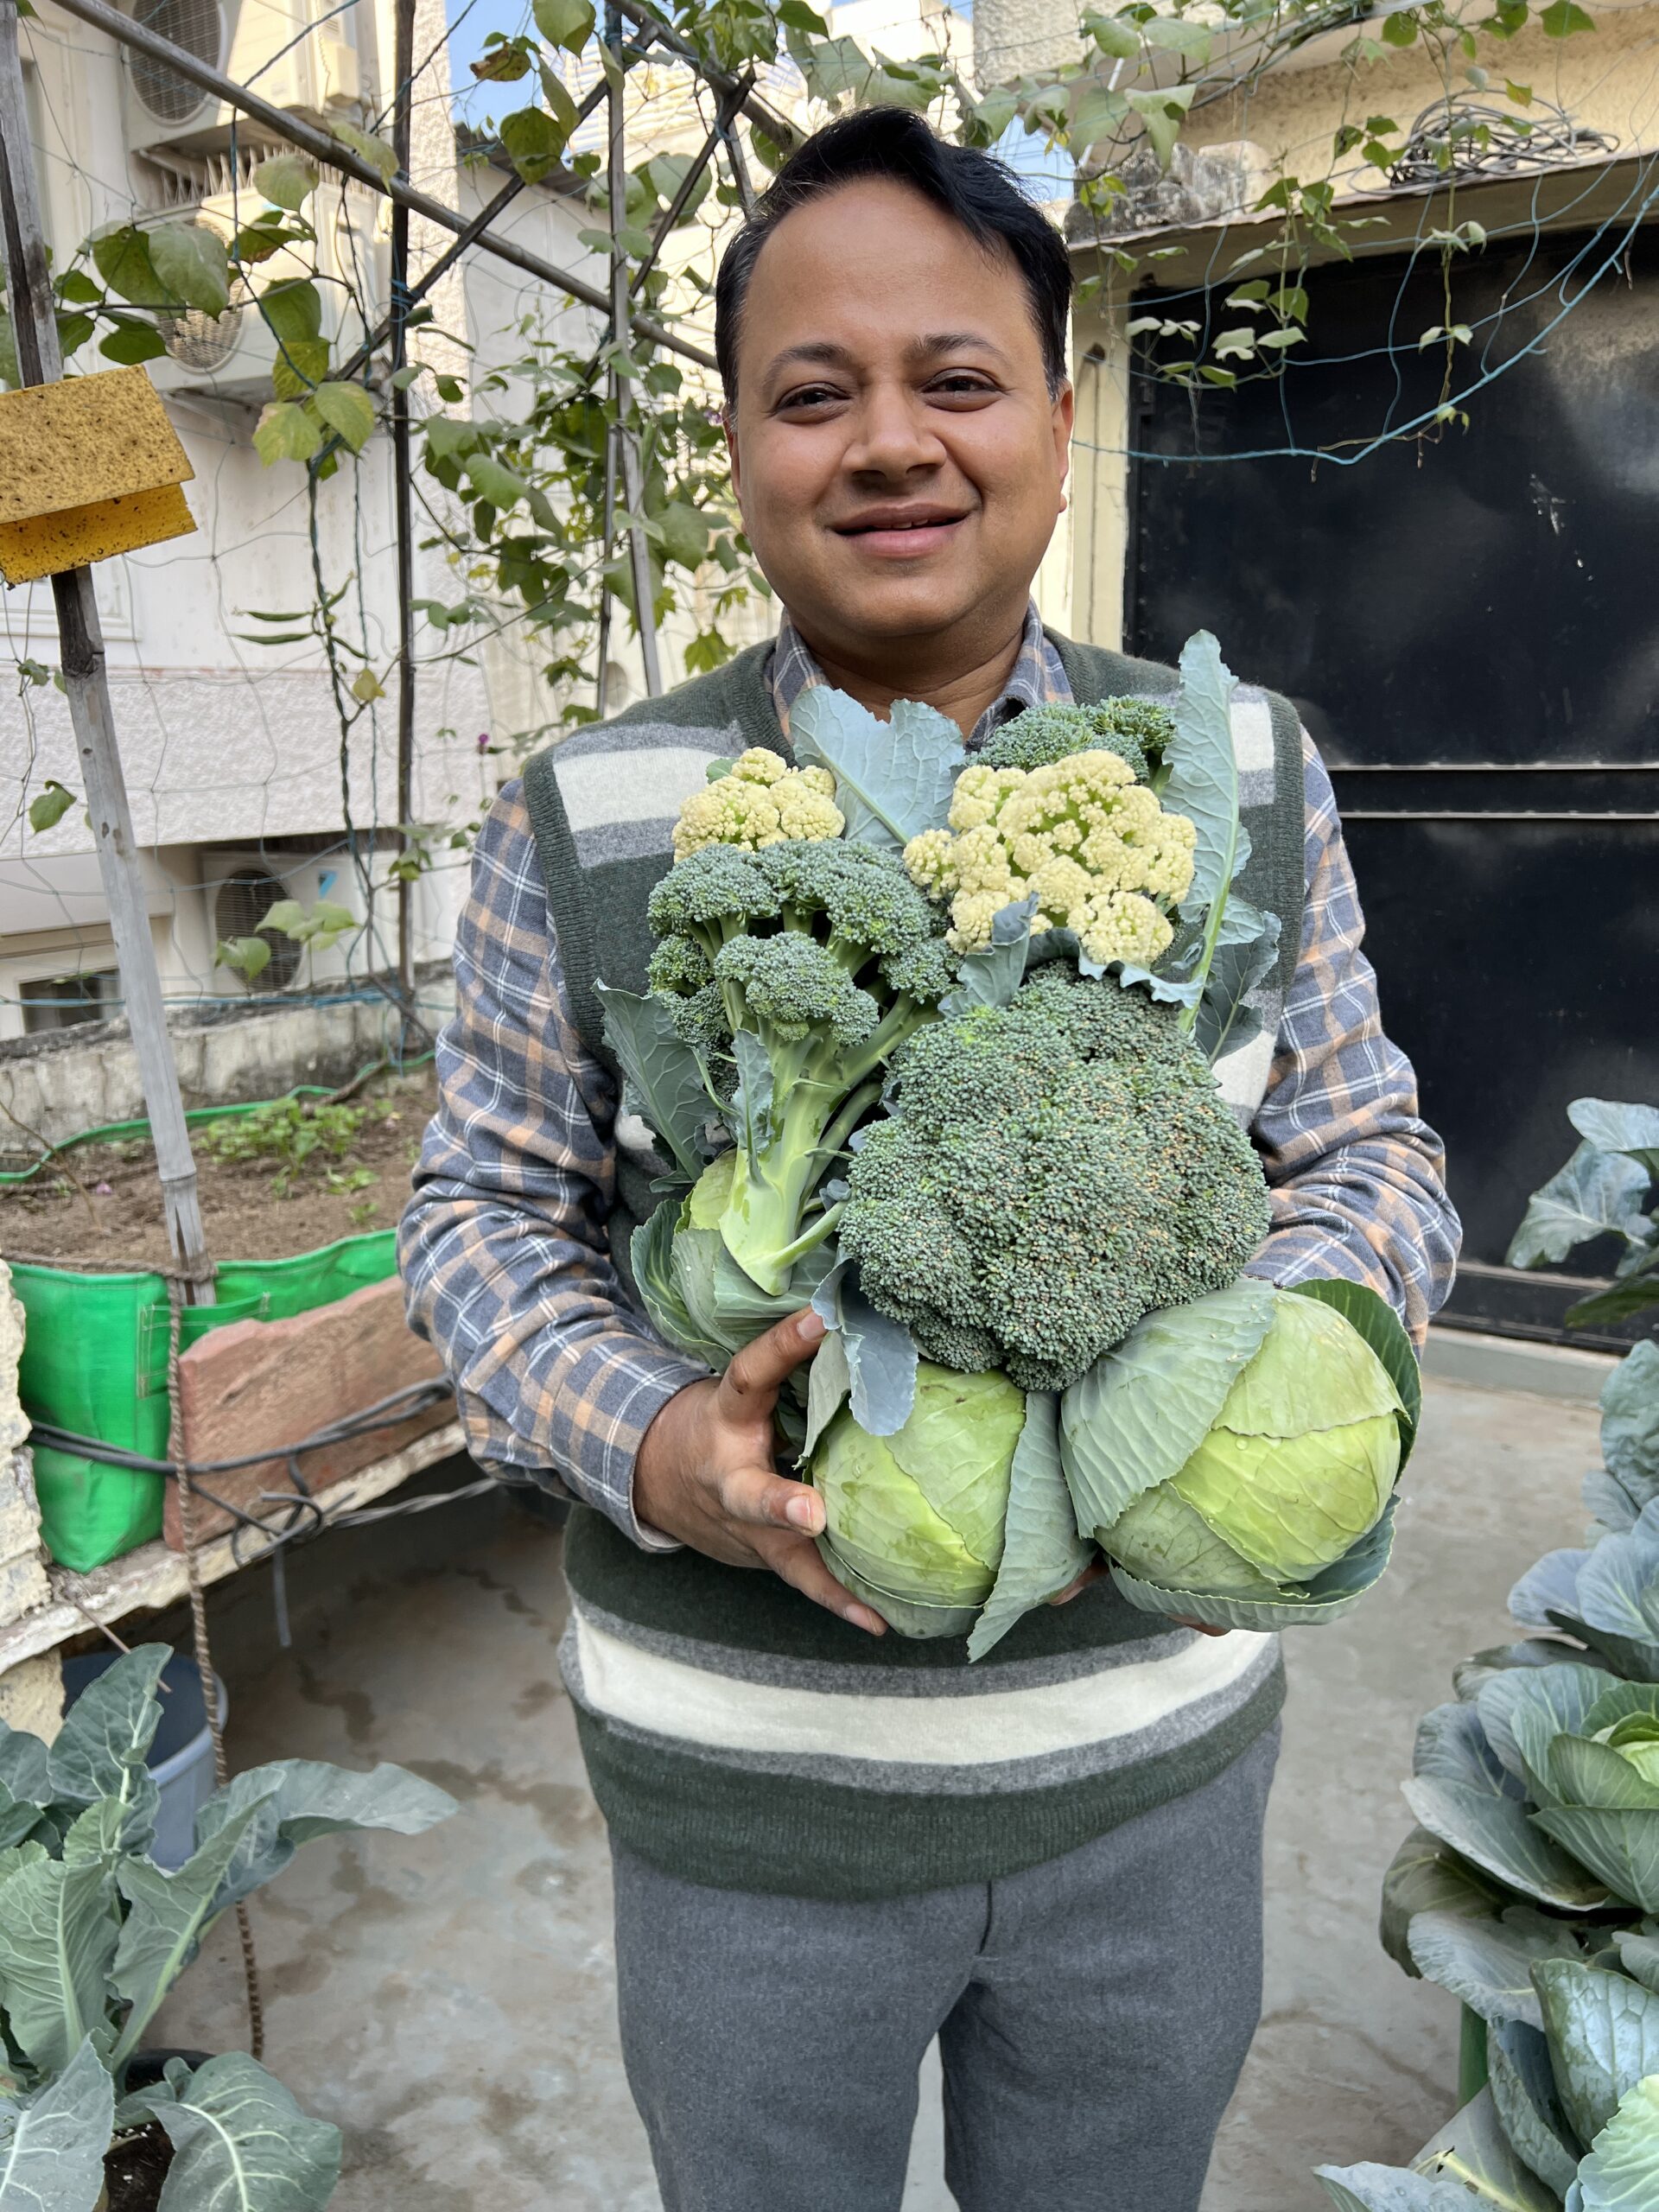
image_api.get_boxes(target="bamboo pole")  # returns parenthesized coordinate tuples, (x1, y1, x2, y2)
(391, 0, 417, 1013)
(607, 1, 662, 698)
(0, 0, 213, 1299)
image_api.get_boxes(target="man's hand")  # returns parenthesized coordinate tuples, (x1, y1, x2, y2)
(633, 1307, 887, 1636)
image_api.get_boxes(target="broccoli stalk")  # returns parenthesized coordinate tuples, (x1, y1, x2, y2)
(645, 841, 959, 1295)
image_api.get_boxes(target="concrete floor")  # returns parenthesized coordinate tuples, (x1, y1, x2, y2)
(151, 1373, 1599, 2212)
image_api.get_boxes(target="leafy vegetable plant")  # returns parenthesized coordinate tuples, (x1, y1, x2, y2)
(0, 1645, 455, 2211)
(1310, 1109, 1659, 2208)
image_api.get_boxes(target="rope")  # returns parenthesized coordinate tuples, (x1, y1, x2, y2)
(164, 1276, 265, 2063)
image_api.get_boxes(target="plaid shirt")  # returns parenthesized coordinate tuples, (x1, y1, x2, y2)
(401, 614, 1459, 1542)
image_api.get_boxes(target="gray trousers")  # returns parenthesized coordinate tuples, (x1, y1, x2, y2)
(610, 1725, 1278, 2212)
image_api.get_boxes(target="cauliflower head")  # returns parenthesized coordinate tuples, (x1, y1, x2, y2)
(672, 747, 843, 859)
(901, 749, 1197, 965)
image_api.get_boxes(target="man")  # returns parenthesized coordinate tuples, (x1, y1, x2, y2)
(402, 107, 1459, 2212)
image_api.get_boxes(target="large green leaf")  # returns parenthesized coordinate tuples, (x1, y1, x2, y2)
(810, 1261, 917, 1438)
(596, 982, 710, 1183)
(195, 1759, 455, 1912)
(1059, 1281, 1277, 1535)
(1613, 1928, 1659, 1994)
(1416, 1700, 1527, 1800)
(1111, 1495, 1397, 1632)
(1569, 1101, 1659, 1184)
(1402, 1775, 1610, 1910)
(1534, 1960, 1659, 2146)
(1600, 1347, 1659, 1492)
(1478, 1664, 1617, 1799)
(0, 1822, 121, 2072)
(1407, 1906, 1586, 2029)
(48, 1647, 166, 1812)
(148, 222, 229, 317)
(630, 1206, 726, 1369)
(1314, 2167, 1479, 2210)
(1488, 2018, 1585, 2198)
(1192, 900, 1280, 1064)
(110, 1797, 270, 2064)
(143, 2055, 340, 2212)
(1508, 1142, 1649, 1269)
(89, 224, 171, 307)
(790, 687, 962, 849)
(0, 1731, 50, 1853)
(1534, 1800, 1659, 1914)
(1577, 2071, 1659, 2209)
(1411, 2085, 1563, 2209)
(0, 2037, 112, 2212)
(1379, 1825, 1506, 1975)
(968, 1393, 1094, 1662)
(1575, 1510, 1659, 1648)
(1287, 1276, 1421, 1466)
(1163, 630, 1243, 919)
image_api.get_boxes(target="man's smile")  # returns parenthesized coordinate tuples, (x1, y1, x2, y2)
(829, 502, 971, 559)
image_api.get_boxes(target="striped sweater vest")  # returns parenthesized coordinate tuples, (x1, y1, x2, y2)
(523, 632, 1306, 1900)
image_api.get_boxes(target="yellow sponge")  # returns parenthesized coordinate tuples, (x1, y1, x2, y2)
(0, 366, 196, 584)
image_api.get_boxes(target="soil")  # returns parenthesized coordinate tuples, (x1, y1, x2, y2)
(0, 1066, 439, 1272)
(104, 2123, 173, 2212)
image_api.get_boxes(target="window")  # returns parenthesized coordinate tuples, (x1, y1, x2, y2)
(19, 969, 121, 1033)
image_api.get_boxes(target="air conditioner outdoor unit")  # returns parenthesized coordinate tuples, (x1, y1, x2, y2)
(145, 219, 386, 403)
(120, 0, 364, 158)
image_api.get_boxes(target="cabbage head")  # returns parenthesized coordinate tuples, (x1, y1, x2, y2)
(1061, 1279, 1418, 1630)
(808, 1364, 1027, 1637)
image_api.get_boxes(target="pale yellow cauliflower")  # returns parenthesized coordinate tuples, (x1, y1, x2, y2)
(671, 747, 843, 859)
(901, 747, 1197, 966)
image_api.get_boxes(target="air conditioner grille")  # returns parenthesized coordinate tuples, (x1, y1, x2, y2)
(130, 0, 222, 125)
(215, 868, 302, 988)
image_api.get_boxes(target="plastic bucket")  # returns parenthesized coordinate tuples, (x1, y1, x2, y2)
(62, 1648, 227, 1872)
(13, 1227, 398, 1572)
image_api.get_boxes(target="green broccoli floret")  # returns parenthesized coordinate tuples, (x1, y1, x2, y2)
(646, 845, 782, 962)
(982, 696, 1175, 785)
(640, 838, 963, 1294)
(838, 963, 1271, 1392)
(715, 933, 880, 1048)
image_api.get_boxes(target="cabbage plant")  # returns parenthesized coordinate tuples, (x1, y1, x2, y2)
(1314, 1950, 1659, 2209)
(0, 1645, 455, 2211)
(1059, 1277, 1418, 1631)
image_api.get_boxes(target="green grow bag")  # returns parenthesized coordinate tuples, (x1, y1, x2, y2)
(13, 1230, 397, 1573)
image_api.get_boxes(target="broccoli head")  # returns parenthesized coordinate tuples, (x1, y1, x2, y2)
(641, 838, 963, 1294)
(838, 964, 1271, 1391)
(982, 697, 1175, 785)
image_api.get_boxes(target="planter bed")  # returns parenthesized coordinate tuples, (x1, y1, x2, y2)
(0, 1066, 447, 1571)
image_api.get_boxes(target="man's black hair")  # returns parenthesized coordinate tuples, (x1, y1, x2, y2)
(713, 106, 1073, 401)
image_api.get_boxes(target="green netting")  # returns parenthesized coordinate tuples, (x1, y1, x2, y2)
(12, 1230, 399, 1573)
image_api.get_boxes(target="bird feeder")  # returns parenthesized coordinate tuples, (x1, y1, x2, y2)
(0, 365, 195, 586)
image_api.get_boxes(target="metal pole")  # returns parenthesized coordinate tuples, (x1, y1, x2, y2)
(594, 416, 617, 720)
(391, 0, 416, 1013)
(607, 1, 661, 697)
(0, 0, 213, 1299)
(41, 0, 717, 371)
(613, 0, 797, 154)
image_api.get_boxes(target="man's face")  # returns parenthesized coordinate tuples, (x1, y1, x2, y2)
(726, 179, 1072, 668)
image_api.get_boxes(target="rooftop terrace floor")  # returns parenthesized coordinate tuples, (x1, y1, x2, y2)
(151, 1370, 1599, 2210)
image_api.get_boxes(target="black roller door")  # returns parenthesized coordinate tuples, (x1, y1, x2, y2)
(1125, 226, 1659, 1345)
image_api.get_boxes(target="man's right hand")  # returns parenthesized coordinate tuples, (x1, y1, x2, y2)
(632, 1307, 887, 1636)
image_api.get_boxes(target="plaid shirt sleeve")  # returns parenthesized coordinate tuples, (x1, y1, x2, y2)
(398, 779, 708, 1550)
(1242, 733, 1461, 1344)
